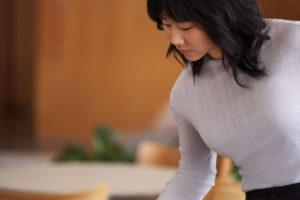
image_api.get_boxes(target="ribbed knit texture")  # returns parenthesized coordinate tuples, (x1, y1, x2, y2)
(158, 19, 300, 200)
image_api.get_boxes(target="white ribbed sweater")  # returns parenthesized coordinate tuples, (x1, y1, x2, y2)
(158, 19, 300, 200)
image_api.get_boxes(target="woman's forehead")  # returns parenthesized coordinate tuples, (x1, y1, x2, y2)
(161, 14, 187, 23)
(159, 5, 189, 22)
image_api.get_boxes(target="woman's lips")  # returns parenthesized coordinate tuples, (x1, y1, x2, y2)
(179, 50, 191, 55)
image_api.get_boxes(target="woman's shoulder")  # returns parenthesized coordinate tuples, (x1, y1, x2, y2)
(260, 18, 300, 72)
(264, 18, 300, 41)
(264, 18, 300, 26)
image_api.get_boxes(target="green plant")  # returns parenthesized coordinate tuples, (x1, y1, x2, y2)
(56, 145, 90, 161)
(91, 125, 134, 162)
(232, 164, 242, 181)
(55, 124, 134, 163)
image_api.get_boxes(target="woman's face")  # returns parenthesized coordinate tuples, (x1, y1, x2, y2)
(161, 18, 222, 61)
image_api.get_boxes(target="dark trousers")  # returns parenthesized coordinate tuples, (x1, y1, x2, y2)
(245, 183, 300, 200)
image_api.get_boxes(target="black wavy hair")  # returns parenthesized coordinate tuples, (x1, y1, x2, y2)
(147, 0, 270, 88)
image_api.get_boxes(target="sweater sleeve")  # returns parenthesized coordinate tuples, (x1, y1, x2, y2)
(157, 105, 217, 200)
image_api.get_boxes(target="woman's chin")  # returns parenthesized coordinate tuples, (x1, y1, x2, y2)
(185, 56, 203, 62)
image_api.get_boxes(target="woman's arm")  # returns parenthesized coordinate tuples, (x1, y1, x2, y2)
(157, 105, 217, 200)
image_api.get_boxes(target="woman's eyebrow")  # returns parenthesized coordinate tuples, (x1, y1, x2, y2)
(162, 21, 171, 25)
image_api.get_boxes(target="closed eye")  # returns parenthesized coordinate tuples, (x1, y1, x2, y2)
(162, 24, 171, 27)
(181, 26, 193, 31)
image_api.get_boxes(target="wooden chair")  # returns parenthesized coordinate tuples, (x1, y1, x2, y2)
(208, 157, 244, 200)
(136, 141, 180, 168)
(0, 184, 108, 200)
(208, 181, 244, 200)
(216, 156, 234, 181)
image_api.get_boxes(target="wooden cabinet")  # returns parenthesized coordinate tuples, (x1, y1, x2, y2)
(258, 0, 300, 20)
(1, 0, 299, 149)
(0, 0, 35, 149)
(33, 0, 300, 148)
(34, 0, 181, 148)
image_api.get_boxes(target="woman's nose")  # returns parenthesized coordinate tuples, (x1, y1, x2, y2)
(170, 31, 184, 46)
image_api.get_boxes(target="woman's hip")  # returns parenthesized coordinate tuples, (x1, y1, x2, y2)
(245, 182, 300, 200)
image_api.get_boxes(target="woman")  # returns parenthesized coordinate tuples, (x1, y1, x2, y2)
(147, 0, 300, 199)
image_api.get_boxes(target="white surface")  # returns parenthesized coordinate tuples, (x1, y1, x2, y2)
(0, 151, 54, 167)
(0, 162, 176, 196)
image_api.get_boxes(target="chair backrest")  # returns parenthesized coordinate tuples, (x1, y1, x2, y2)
(209, 181, 245, 200)
(0, 184, 108, 200)
(136, 141, 180, 168)
(216, 156, 234, 182)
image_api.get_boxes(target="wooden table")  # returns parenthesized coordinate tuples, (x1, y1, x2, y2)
(0, 162, 176, 200)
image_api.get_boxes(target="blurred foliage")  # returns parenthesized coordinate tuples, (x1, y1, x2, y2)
(232, 164, 242, 181)
(56, 125, 135, 163)
(56, 145, 91, 161)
